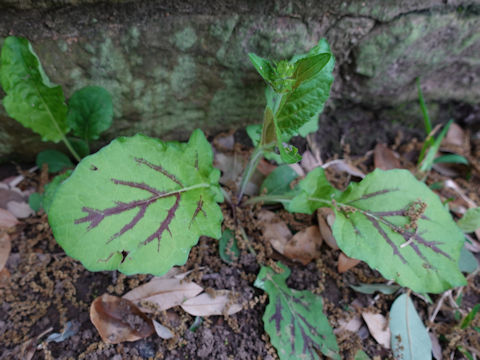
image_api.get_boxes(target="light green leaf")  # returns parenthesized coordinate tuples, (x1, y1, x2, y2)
(349, 283, 400, 295)
(390, 294, 432, 360)
(36, 150, 73, 173)
(219, 229, 239, 264)
(459, 243, 478, 273)
(332, 169, 465, 293)
(457, 207, 480, 233)
(43, 170, 72, 214)
(286, 167, 341, 214)
(0, 36, 69, 142)
(28, 192, 43, 212)
(67, 86, 113, 141)
(254, 263, 340, 360)
(260, 165, 298, 196)
(48, 130, 223, 275)
(419, 120, 452, 173)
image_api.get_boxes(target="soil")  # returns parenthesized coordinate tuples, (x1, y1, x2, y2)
(1, 130, 479, 360)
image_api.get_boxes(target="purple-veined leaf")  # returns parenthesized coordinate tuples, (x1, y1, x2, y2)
(48, 130, 223, 275)
(254, 263, 340, 360)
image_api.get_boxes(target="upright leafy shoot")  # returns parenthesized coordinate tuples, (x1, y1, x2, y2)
(254, 263, 340, 360)
(389, 294, 432, 360)
(48, 130, 223, 275)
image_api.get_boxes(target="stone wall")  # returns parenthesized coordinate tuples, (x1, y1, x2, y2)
(1, 0, 479, 161)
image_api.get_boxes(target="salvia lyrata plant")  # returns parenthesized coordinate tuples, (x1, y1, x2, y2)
(1, 35, 473, 360)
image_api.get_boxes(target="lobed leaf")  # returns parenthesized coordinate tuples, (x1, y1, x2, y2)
(389, 294, 432, 360)
(0, 36, 69, 142)
(48, 129, 223, 275)
(254, 263, 340, 360)
(67, 86, 113, 141)
(333, 169, 466, 293)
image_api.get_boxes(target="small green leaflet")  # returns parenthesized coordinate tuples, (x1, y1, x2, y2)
(460, 303, 480, 329)
(457, 207, 480, 233)
(390, 294, 432, 360)
(36, 150, 73, 173)
(48, 130, 223, 275)
(459, 243, 478, 273)
(254, 263, 340, 360)
(349, 283, 400, 295)
(260, 165, 298, 196)
(419, 120, 452, 173)
(0, 36, 69, 142)
(67, 86, 114, 142)
(28, 192, 43, 213)
(332, 169, 466, 293)
(218, 229, 239, 264)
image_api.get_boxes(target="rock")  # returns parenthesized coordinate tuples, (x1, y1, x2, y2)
(0, 1, 478, 161)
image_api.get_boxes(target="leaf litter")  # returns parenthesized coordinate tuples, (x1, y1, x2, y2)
(1, 124, 480, 359)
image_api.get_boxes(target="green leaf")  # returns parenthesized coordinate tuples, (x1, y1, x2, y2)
(254, 263, 340, 360)
(419, 120, 453, 172)
(48, 130, 223, 275)
(390, 294, 432, 360)
(218, 229, 239, 264)
(349, 283, 400, 295)
(433, 154, 468, 165)
(459, 243, 478, 273)
(333, 169, 466, 293)
(353, 350, 371, 360)
(68, 137, 90, 158)
(67, 86, 113, 141)
(43, 171, 72, 214)
(0, 36, 69, 142)
(457, 207, 480, 233)
(28, 192, 43, 212)
(460, 304, 480, 329)
(260, 165, 298, 196)
(36, 150, 73, 173)
(275, 39, 334, 141)
(286, 167, 341, 214)
(248, 53, 275, 84)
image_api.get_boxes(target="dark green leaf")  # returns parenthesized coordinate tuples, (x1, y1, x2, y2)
(0, 36, 69, 142)
(460, 304, 480, 329)
(248, 53, 274, 84)
(28, 192, 43, 212)
(68, 137, 90, 158)
(457, 207, 480, 233)
(255, 263, 340, 360)
(219, 229, 239, 264)
(390, 294, 432, 360)
(433, 154, 468, 165)
(67, 86, 113, 141)
(333, 169, 465, 293)
(260, 165, 298, 196)
(36, 150, 73, 173)
(43, 171, 72, 214)
(48, 130, 223, 275)
(349, 283, 400, 295)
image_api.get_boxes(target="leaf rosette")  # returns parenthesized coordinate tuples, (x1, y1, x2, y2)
(48, 130, 223, 275)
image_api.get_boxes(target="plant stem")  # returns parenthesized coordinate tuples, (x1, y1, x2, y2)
(62, 135, 81, 162)
(236, 146, 264, 204)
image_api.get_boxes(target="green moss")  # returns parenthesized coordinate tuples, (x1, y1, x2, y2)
(170, 55, 196, 95)
(172, 27, 197, 51)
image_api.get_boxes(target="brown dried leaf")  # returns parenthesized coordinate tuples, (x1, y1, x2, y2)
(0, 267, 10, 287)
(181, 290, 243, 316)
(361, 312, 391, 349)
(0, 232, 11, 271)
(283, 226, 323, 265)
(443, 122, 465, 147)
(122, 277, 203, 313)
(90, 294, 154, 344)
(0, 208, 18, 229)
(301, 150, 323, 173)
(257, 158, 277, 176)
(6, 200, 34, 219)
(323, 159, 365, 178)
(374, 143, 402, 170)
(334, 315, 362, 335)
(317, 208, 338, 250)
(338, 252, 361, 273)
(258, 210, 292, 254)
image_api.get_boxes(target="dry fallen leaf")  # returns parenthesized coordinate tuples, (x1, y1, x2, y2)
(323, 159, 365, 178)
(122, 277, 203, 313)
(0, 186, 25, 208)
(257, 158, 277, 176)
(338, 252, 361, 273)
(0, 208, 18, 229)
(362, 312, 391, 349)
(334, 315, 362, 335)
(0, 232, 11, 271)
(152, 320, 174, 339)
(443, 122, 465, 147)
(90, 294, 154, 344)
(6, 200, 34, 219)
(181, 290, 243, 316)
(301, 150, 323, 172)
(283, 226, 323, 265)
(429, 332, 443, 360)
(317, 208, 339, 250)
(258, 210, 292, 254)
(374, 143, 402, 170)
